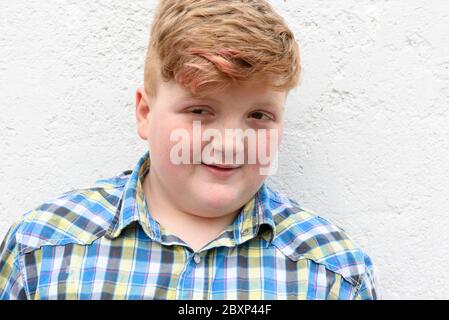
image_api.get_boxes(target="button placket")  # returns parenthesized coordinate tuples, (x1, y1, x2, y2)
(193, 253, 201, 264)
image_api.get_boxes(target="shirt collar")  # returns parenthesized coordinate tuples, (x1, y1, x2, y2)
(105, 150, 276, 248)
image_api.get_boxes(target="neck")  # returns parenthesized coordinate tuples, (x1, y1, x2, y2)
(142, 170, 239, 252)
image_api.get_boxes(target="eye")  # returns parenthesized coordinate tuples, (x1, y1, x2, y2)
(249, 111, 273, 121)
(189, 108, 212, 116)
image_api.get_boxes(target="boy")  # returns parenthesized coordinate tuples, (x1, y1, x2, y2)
(0, 0, 377, 299)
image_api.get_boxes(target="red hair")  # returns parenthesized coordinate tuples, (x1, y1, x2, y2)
(145, 0, 301, 98)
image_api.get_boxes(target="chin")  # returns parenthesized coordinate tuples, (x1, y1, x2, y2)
(196, 187, 240, 212)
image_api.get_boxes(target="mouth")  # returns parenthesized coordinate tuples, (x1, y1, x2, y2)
(201, 162, 243, 177)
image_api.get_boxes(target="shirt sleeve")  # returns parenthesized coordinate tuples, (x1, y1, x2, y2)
(353, 250, 378, 300)
(0, 222, 28, 300)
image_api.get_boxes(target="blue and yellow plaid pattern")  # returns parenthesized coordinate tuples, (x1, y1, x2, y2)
(0, 151, 377, 300)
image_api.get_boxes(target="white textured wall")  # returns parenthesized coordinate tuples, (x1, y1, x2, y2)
(1, 0, 448, 300)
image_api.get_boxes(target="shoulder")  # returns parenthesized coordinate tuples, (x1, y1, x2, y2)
(13, 171, 131, 255)
(267, 187, 373, 288)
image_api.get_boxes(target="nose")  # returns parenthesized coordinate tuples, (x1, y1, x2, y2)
(205, 126, 246, 165)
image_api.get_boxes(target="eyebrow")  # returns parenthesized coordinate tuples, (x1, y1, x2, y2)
(252, 101, 280, 109)
(184, 95, 280, 109)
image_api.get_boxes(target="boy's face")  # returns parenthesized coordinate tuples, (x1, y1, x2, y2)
(136, 79, 286, 219)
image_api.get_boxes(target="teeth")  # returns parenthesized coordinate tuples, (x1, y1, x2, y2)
(202, 162, 241, 169)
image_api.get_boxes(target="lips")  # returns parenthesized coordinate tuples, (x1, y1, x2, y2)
(202, 162, 242, 169)
(201, 162, 242, 178)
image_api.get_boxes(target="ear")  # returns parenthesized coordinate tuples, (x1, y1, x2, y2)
(136, 87, 151, 140)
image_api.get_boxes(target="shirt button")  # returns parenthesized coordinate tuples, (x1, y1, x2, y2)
(193, 253, 201, 264)
(242, 229, 249, 236)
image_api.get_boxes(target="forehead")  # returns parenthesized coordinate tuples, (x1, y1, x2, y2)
(160, 79, 287, 106)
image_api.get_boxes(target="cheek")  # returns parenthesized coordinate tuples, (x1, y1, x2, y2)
(252, 127, 282, 165)
(147, 115, 172, 157)
(149, 117, 194, 173)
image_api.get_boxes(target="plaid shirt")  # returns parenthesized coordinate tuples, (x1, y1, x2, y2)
(0, 151, 377, 300)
